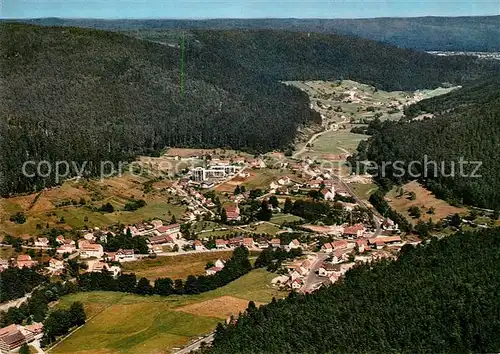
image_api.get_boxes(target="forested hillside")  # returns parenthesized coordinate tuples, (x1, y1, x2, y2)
(0, 23, 498, 195)
(146, 29, 498, 91)
(16, 16, 500, 51)
(352, 80, 500, 209)
(0, 23, 318, 195)
(210, 228, 500, 353)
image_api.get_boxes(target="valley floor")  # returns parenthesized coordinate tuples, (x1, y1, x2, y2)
(49, 269, 287, 354)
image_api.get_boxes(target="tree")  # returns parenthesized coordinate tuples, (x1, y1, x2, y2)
(99, 202, 114, 213)
(257, 201, 273, 221)
(493, 209, 499, 220)
(269, 196, 279, 209)
(9, 212, 26, 224)
(427, 207, 436, 214)
(220, 208, 228, 224)
(283, 198, 293, 214)
(408, 192, 417, 201)
(19, 343, 29, 354)
(135, 277, 153, 295)
(234, 185, 241, 195)
(44, 309, 71, 342)
(154, 278, 174, 296)
(450, 213, 462, 228)
(408, 206, 421, 218)
(171, 215, 177, 224)
(68, 302, 86, 327)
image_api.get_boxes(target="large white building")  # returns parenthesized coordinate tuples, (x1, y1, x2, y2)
(192, 164, 240, 182)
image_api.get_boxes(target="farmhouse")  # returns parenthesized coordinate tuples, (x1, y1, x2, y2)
(149, 234, 175, 246)
(318, 263, 342, 277)
(270, 238, 281, 248)
(368, 236, 403, 249)
(157, 223, 181, 237)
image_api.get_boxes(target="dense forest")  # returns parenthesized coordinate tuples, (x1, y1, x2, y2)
(351, 79, 500, 209)
(13, 16, 500, 51)
(0, 23, 318, 195)
(210, 227, 500, 353)
(1, 23, 498, 196)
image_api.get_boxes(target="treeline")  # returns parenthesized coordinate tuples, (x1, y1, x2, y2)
(351, 80, 500, 209)
(210, 227, 500, 353)
(78, 246, 252, 295)
(0, 267, 47, 302)
(43, 302, 86, 345)
(0, 281, 79, 327)
(20, 17, 500, 52)
(288, 199, 372, 226)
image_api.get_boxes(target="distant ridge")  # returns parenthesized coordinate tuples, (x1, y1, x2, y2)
(3, 16, 500, 51)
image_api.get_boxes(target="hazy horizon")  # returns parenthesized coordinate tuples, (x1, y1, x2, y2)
(2, 0, 499, 20)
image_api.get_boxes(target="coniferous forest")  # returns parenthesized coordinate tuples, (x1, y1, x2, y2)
(1, 23, 499, 195)
(210, 228, 500, 353)
(351, 79, 500, 209)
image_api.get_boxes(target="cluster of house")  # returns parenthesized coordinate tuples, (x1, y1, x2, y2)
(168, 181, 214, 221)
(0, 255, 39, 271)
(271, 254, 313, 291)
(0, 323, 43, 353)
(213, 236, 302, 251)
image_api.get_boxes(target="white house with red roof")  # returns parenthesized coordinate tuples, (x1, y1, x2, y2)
(243, 237, 255, 249)
(114, 249, 136, 262)
(225, 204, 241, 221)
(321, 242, 333, 253)
(215, 239, 228, 249)
(270, 238, 281, 248)
(286, 239, 301, 251)
(193, 240, 205, 251)
(16, 255, 37, 269)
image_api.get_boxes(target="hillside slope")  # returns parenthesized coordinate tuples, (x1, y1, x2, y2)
(210, 228, 500, 353)
(15, 16, 500, 51)
(0, 24, 498, 195)
(352, 80, 500, 209)
(0, 24, 318, 195)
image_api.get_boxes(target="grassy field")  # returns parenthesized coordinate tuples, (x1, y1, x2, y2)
(240, 169, 290, 190)
(0, 174, 185, 238)
(121, 252, 234, 281)
(298, 129, 369, 161)
(51, 269, 286, 354)
(270, 214, 303, 225)
(387, 181, 467, 223)
(350, 183, 378, 200)
(240, 222, 281, 235)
